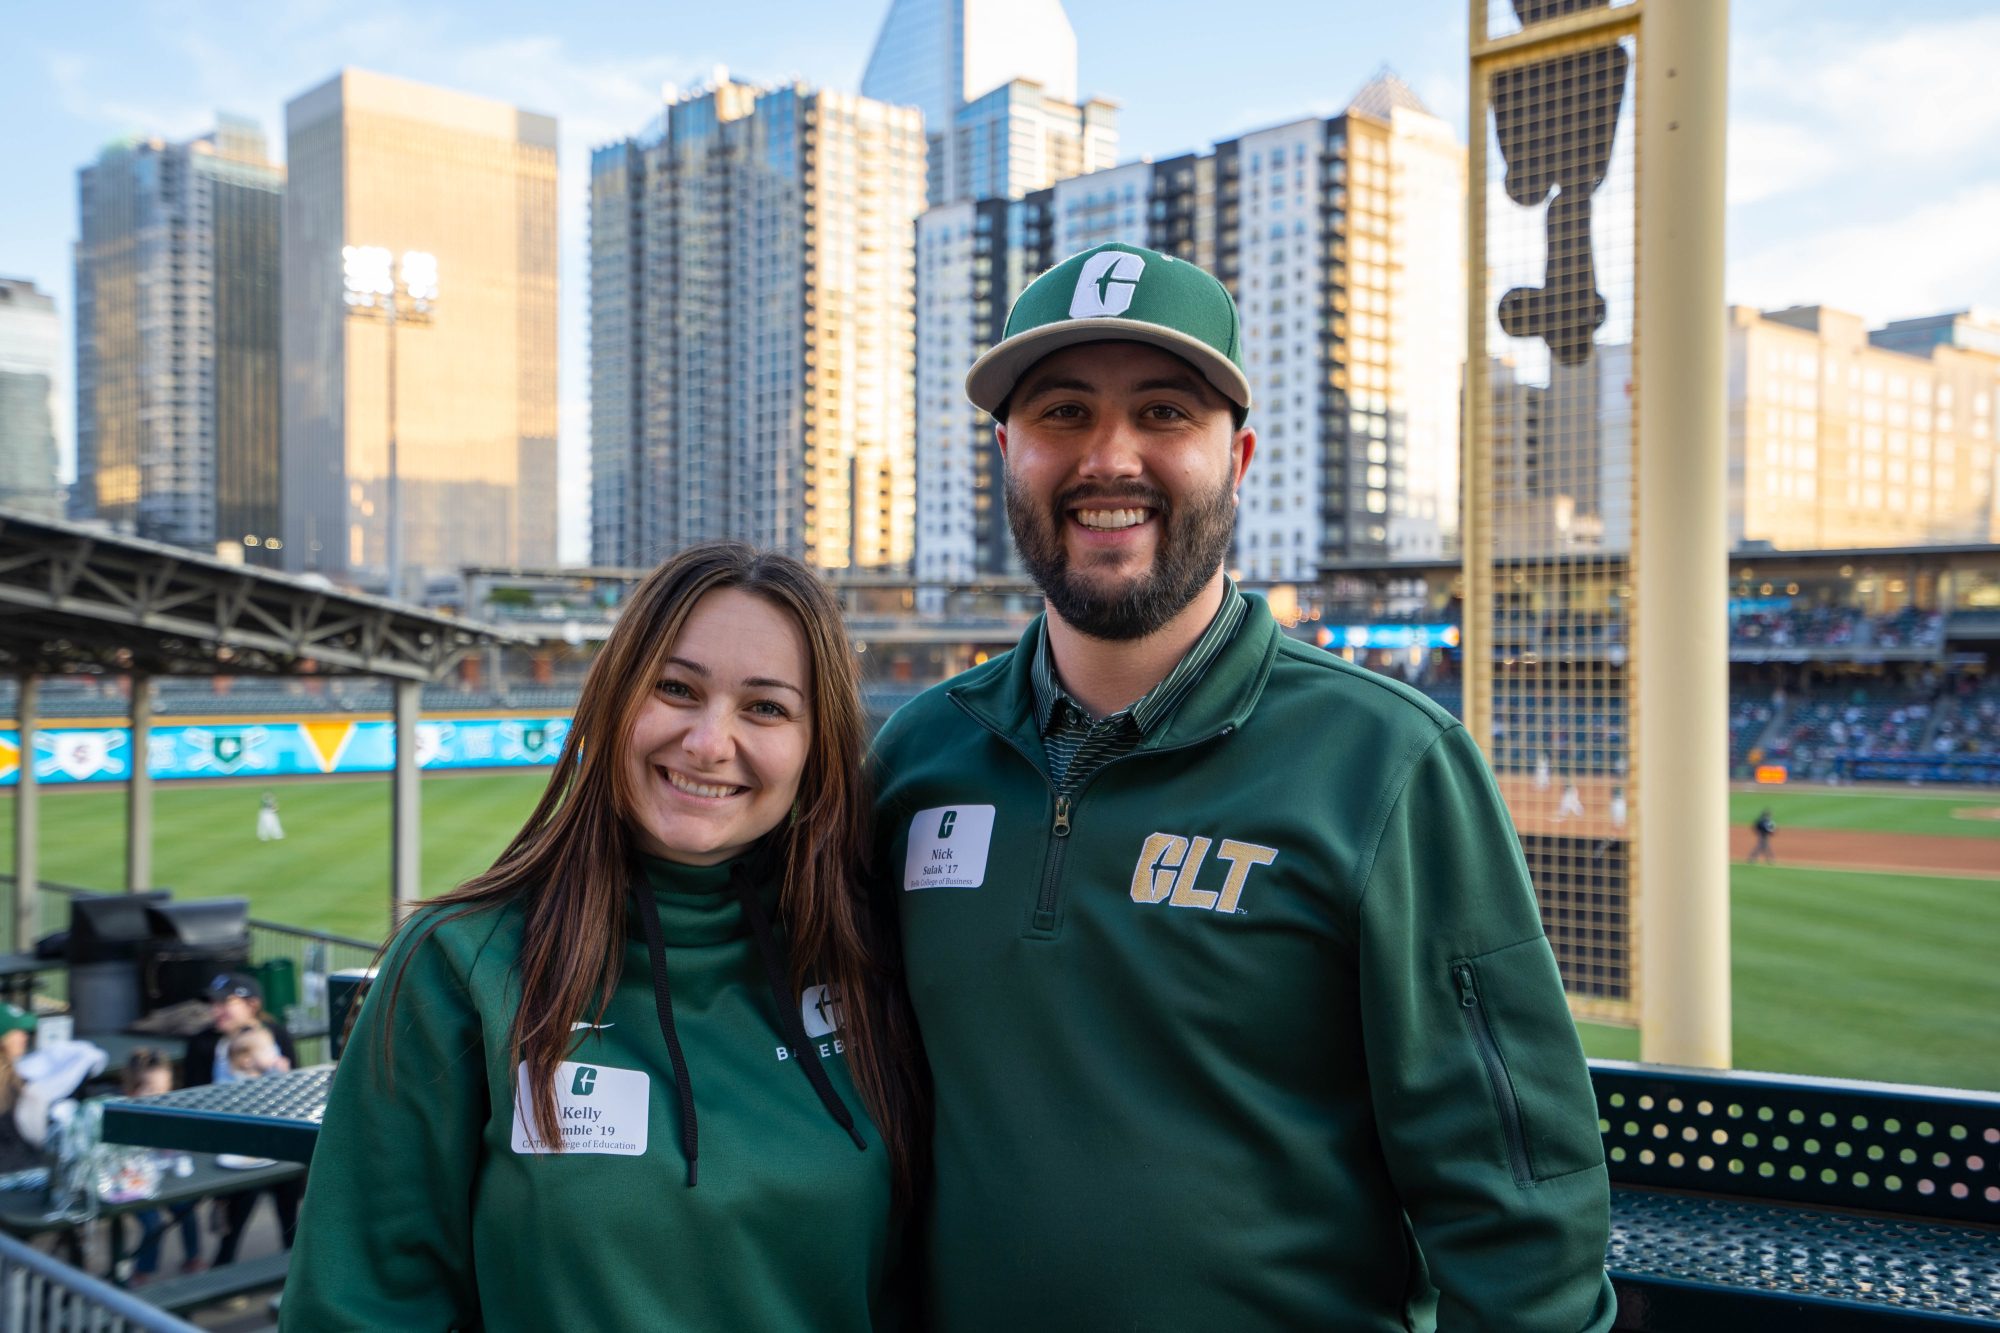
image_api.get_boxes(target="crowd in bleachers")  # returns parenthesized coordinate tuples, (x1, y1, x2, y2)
(1930, 677, 2000, 757)
(1488, 697, 1628, 775)
(1730, 698, 1777, 766)
(1727, 606, 1945, 651)
(1763, 684, 1934, 781)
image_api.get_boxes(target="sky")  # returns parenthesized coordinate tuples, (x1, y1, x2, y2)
(4, 0, 1997, 563)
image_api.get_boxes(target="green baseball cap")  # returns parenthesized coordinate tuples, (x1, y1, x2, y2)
(966, 242, 1251, 417)
(0, 1002, 36, 1036)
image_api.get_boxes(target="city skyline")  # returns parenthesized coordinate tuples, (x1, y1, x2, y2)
(4, 0, 1999, 563)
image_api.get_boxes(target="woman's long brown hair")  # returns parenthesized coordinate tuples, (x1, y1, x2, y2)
(380, 542, 927, 1205)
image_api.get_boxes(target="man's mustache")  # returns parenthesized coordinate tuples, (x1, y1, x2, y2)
(1053, 486, 1170, 514)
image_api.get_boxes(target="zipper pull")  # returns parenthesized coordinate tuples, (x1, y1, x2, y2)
(1052, 795, 1071, 838)
(1455, 965, 1477, 1008)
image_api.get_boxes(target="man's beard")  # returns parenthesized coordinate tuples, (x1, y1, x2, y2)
(1005, 470, 1237, 641)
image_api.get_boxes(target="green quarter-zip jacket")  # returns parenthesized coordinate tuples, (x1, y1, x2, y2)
(283, 855, 899, 1332)
(873, 596, 1616, 1332)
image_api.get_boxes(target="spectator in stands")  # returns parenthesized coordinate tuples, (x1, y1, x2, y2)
(0, 1004, 37, 1172)
(225, 1025, 290, 1080)
(187, 973, 305, 1268)
(120, 1049, 204, 1285)
(185, 973, 297, 1088)
(284, 542, 926, 1332)
(211, 1024, 300, 1266)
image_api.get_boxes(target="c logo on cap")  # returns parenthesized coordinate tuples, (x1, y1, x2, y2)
(1070, 251, 1146, 318)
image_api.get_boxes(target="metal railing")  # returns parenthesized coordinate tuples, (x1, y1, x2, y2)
(0, 1231, 201, 1333)
(244, 918, 380, 1067)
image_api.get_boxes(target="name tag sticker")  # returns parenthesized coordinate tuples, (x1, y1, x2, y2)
(512, 1060, 649, 1156)
(905, 804, 996, 891)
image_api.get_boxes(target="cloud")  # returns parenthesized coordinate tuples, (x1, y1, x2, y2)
(1726, 118, 1840, 207)
(1727, 180, 2000, 326)
(1730, 12, 2000, 202)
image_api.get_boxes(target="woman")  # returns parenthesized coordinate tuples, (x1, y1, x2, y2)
(187, 972, 305, 1264)
(183, 973, 298, 1087)
(283, 543, 927, 1332)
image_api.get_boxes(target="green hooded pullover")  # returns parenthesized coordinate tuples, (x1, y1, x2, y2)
(282, 854, 901, 1332)
(873, 596, 1616, 1332)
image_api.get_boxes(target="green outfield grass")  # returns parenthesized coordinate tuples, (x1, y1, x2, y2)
(1580, 859, 2000, 1090)
(1728, 785, 2000, 839)
(0, 772, 550, 942)
(3, 777, 1995, 1090)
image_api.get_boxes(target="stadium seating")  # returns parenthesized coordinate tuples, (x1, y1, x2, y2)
(1730, 697, 1778, 769)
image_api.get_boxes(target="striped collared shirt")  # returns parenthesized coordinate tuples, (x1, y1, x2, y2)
(1031, 579, 1248, 795)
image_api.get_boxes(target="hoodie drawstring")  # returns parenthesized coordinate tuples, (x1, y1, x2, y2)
(730, 861, 869, 1153)
(632, 881, 701, 1186)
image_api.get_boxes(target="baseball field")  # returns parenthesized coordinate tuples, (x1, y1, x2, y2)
(1, 775, 1994, 1091)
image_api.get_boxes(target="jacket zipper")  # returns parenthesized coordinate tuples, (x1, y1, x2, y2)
(1455, 963, 1532, 1185)
(1033, 795, 1073, 931)
(948, 693, 1235, 935)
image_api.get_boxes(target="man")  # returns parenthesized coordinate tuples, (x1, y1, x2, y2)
(1748, 808, 1777, 863)
(256, 790, 285, 842)
(873, 242, 1615, 1330)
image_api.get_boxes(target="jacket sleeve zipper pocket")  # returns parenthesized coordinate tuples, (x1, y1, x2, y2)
(1454, 963, 1533, 1185)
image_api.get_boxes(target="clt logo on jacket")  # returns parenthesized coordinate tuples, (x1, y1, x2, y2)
(1130, 832, 1278, 913)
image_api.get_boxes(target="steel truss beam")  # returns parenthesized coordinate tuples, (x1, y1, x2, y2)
(0, 510, 520, 681)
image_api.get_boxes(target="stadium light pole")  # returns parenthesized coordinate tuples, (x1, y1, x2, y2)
(342, 247, 438, 603)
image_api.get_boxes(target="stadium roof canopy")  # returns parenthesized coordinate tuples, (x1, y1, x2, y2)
(0, 509, 520, 682)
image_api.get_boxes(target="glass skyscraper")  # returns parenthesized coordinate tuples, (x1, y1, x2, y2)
(282, 70, 558, 588)
(862, 0, 1092, 205)
(0, 277, 61, 519)
(73, 116, 283, 561)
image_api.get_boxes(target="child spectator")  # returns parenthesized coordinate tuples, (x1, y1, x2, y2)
(120, 1049, 204, 1285)
(225, 1026, 291, 1082)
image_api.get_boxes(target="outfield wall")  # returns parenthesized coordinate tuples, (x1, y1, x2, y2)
(0, 715, 572, 786)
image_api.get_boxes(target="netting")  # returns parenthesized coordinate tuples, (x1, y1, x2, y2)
(1473, 13, 1639, 1019)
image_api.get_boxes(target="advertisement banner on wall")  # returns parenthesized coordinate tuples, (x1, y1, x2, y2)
(0, 716, 572, 787)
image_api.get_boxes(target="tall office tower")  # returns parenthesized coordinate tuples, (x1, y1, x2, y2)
(283, 69, 557, 590)
(913, 72, 1466, 585)
(1728, 305, 2000, 548)
(0, 278, 61, 518)
(862, 0, 1103, 206)
(588, 77, 926, 570)
(73, 117, 283, 561)
(1488, 342, 1632, 558)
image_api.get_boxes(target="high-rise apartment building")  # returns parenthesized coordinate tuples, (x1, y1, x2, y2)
(283, 69, 557, 589)
(914, 73, 1466, 585)
(0, 278, 61, 519)
(1729, 304, 2000, 549)
(945, 78, 1118, 206)
(862, 0, 1087, 206)
(73, 117, 282, 560)
(589, 77, 926, 570)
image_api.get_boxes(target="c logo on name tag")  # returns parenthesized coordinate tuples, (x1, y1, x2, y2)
(905, 804, 996, 891)
(512, 1061, 649, 1156)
